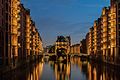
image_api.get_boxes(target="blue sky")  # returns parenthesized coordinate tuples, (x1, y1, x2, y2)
(21, 0, 109, 47)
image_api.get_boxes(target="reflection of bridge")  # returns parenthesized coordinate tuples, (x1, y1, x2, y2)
(43, 53, 55, 56)
(43, 53, 89, 58)
(70, 53, 89, 57)
(43, 53, 89, 62)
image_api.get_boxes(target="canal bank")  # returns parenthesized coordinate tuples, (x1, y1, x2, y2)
(89, 54, 120, 70)
(0, 55, 43, 77)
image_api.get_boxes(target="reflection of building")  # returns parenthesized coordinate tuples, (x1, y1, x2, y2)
(86, 0, 120, 64)
(27, 62, 43, 80)
(87, 63, 97, 80)
(55, 36, 71, 54)
(54, 63, 71, 80)
(87, 60, 120, 80)
(70, 44, 80, 54)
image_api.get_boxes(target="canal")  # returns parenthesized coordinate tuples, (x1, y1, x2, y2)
(1, 57, 120, 80)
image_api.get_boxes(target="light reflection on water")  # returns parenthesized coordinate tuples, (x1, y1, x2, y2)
(1, 57, 120, 80)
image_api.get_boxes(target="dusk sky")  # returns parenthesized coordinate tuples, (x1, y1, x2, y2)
(21, 0, 109, 47)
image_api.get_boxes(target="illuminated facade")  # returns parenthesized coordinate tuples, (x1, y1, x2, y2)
(70, 44, 80, 54)
(115, 0, 120, 63)
(88, 27, 94, 56)
(11, 0, 21, 64)
(0, 0, 20, 65)
(30, 21, 36, 57)
(20, 5, 43, 60)
(38, 34, 43, 54)
(101, 0, 117, 63)
(101, 7, 109, 61)
(55, 36, 71, 54)
(19, 4, 27, 60)
(25, 9, 31, 60)
(0, 0, 8, 65)
(87, 0, 120, 64)
(92, 18, 102, 58)
(80, 39, 87, 54)
(0, 1, 43, 66)
(86, 33, 90, 55)
(30, 23, 43, 57)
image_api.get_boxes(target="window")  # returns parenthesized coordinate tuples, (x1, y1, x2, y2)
(118, 3, 120, 8)
(119, 38, 120, 46)
(118, 10, 120, 15)
(113, 47, 115, 61)
(6, 13, 8, 21)
(2, 20, 4, 26)
(119, 48, 120, 55)
(2, 0, 3, 4)
(6, 3, 8, 11)
(0, 47, 2, 57)
(119, 24, 120, 29)
(2, 8, 4, 16)
(118, 17, 120, 22)
(5, 22, 8, 31)
(119, 31, 120, 36)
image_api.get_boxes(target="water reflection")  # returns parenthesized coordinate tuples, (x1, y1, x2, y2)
(50, 61, 71, 80)
(27, 61, 43, 80)
(1, 57, 120, 80)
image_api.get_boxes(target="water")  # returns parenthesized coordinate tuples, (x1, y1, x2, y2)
(1, 57, 120, 80)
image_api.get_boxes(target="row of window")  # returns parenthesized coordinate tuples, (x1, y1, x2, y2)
(117, 8, 120, 47)
(118, 10, 120, 15)
(119, 38, 120, 46)
(118, 3, 120, 8)
(118, 24, 120, 30)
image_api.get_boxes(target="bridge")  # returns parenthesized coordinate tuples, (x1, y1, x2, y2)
(43, 53, 89, 60)
(43, 53, 89, 62)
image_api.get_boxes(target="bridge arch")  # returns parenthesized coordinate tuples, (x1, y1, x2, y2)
(56, 48, 67, 57)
